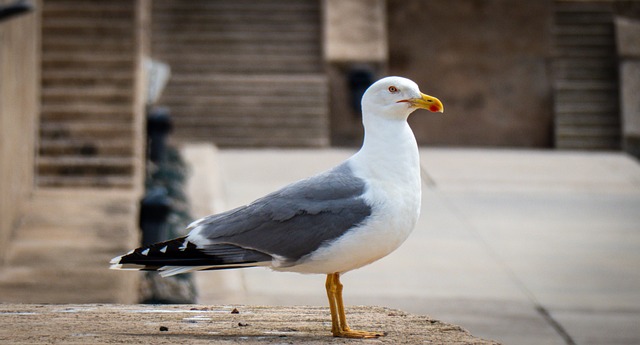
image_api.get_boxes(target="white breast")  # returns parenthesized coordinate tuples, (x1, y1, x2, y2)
(279, 119, 423, 274)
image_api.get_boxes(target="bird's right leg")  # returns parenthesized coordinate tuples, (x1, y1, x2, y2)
(325, 272, 384, 338)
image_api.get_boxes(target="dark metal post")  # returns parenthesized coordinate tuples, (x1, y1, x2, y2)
(146, 107, 173, 164)
(139, 187, 171, 247)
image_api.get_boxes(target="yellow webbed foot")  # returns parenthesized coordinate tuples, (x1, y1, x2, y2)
(326, 273, 386, 339)
(332, 327, 385, 338)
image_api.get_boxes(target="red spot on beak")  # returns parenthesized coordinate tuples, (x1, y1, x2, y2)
(429, 104, 440, 112)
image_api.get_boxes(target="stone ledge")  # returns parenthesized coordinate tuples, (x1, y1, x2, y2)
(0, 304, 499, 344)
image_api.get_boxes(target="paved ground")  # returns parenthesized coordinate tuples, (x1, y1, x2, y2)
(182, 145, 640, 345)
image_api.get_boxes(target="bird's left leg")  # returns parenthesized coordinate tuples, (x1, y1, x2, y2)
(325, 272, 384, 338)
(325, 273, 341, 335)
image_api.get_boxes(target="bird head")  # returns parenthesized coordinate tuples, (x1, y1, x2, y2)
(361, 76, 443, 120)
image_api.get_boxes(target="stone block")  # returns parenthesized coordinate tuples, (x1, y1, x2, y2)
(323, 0, 387, 62)
(616, 16, 640, 58)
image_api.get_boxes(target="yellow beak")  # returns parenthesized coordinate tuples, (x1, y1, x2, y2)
(407, 93, 444, 113)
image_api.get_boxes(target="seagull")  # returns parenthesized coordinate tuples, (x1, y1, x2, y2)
(110, 76, 444, 338)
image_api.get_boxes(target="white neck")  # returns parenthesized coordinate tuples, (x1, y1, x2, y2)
(350, 114, 421, 183)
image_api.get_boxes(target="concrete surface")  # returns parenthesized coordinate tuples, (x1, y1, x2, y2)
(182, 145, 640, 345)
(0, 304, 498, 344)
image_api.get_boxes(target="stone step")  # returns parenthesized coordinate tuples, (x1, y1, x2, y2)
(37, 156, 134, 177)
(41, 94, 134, 106)
(158, 51, 320, 62)
(552, 24, 613, 36)
(169, 63, 321, 75)
(168, 74, 327, 90)
(152, 0, 317, 11)
(37, 155, 135, 167)
(554, 80, 617, 91)
(42, 88, 133, 105)
(555, 114, 621, 127)
(551, 67, 616, 81)
(152, 41, 319, 55)
(158, 54, 321, 73)
(39, 122, 133, 140)
(552, 46, 617, 58)
(162, 92, 326, 106)
(170, 73, 327, 83)
(42, 59, 133, 71)
(554, 1, 615, 13)
(555, 34, 616, 47)
(554, 12, 613, 25)
(42, 17, 133, 29)
(43, 0, 134, 11)
(168, 105, 326, 119)
(551, 58, 616, 70)
(42, 77, 133, 89)
(153, 7, 318, 19)
(42, 69, 132, 81)
(152, 19, 319, 32)
(152, 32, 319, 47)
(42, 85, 132, 97)
(554, 102, 618, 115)
(36, 175, 134, 188)
(556, 123, 621, 135)
(39, 139, 133, 157)
(555, 90, 617, 104)
(40, 104, 133, 121)
(42, 37, 134, 51)
(42, 52, 133, 65)
(173, 128, 329, 148)
(153, 45, 320, 59)
(175, 113, 328, 128)
(555, 137, 621, 150)
(41, 24, 133, 38)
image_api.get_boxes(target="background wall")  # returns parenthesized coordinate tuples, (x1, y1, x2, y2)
(387, 0, 553, 147)
(0, 1, 39, 263)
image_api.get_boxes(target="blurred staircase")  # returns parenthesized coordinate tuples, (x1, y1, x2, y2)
(552, 1, 621, 150)
(2, 0, 144, 303)
(151, 0, 329, 147)
(38, 0, 140, 188)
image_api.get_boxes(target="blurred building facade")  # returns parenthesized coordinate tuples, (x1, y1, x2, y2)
(1, 0, 639, 302)
(145, 0, 640, 152)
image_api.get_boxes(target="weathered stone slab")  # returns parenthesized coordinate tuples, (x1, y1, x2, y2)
(0, 304, 499, 344)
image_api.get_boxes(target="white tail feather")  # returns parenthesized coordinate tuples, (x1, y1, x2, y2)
(159, 266, 214, 277)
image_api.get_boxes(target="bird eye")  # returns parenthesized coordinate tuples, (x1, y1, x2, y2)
(388, 86, 398, 93)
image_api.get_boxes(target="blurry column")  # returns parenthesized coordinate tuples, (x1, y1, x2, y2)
(616, 17, 640, 158)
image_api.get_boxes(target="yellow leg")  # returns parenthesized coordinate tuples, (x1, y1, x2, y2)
(325, 273, 340, 335)
(325, 273, 385, 338)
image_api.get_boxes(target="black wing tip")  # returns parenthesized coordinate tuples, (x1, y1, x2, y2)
(110, 236, 272, 271)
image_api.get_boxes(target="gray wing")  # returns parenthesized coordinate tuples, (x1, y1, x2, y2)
(190, 162, 372, 264)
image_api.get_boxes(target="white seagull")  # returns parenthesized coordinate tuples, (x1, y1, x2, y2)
(110, 76, 444, 338)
